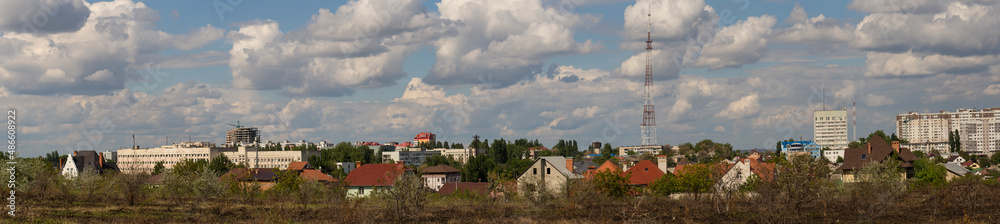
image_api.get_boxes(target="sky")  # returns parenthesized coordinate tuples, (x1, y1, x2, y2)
(2, 0, 999, 157)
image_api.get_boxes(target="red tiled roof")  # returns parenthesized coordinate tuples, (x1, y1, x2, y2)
(300, 169, 337, 182)
(343, 163, 405, 186)
(422, 164, 461, 174)
(623, 160, 664, 186)
(745, 159, 776, 181)
(838, 136, 916, 171)
(584, 160, 622, 180)
(287, 162, 309, 171)
(673, 163, 732, 176)
(962, 161, 977, 167)
(220, 168, 280, 182)
(437, 182, 490, 195)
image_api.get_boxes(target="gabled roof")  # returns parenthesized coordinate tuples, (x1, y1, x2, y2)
(300, 169, 337, 182)
(572, 161, 598, 174)
(962, 161, 978, 167)
(584, 160, 622, 180)
(622, 160, 664, 186)
(943, 163, 970, 176)
(286, 161, 311, 171)
(673, 163, 733, 176)
(343, 163, 405, 186)
(529, 156, 581, 179)
(744, 159, 776, 181)
(422, 164, 461, 174)
(61, 150, 119, 174)
(437, 182, 490, 195)
(837, 136, 916, 171)
(146, 174, 165, 185)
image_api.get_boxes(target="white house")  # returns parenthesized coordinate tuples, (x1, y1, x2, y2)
(421, 164, 462, 191)
(517, 156, 582, 194)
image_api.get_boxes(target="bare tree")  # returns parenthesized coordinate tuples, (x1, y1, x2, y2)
(116, 172, 151, 206)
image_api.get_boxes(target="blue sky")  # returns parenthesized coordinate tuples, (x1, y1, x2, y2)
(1, 0, 999, 157)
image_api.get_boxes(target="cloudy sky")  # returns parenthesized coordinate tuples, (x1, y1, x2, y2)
(2, 0, 999, 157)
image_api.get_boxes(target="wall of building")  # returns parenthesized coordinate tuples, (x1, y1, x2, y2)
(117, 144, 225, 173)
(517, 159, 569, 194)
(814, 109, 849, 150)
(423, 173, 461, 191)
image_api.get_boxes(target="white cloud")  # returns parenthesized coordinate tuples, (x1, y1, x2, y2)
(0, 0, 223, 95)
(864, 52, 999, 77)
(786, 3, 807, 24)
(984, 84, 1000, 95)
(716, 93, 760, 119)
(854, 2, 1000, 56)
(686, 15, 776, 69)
(714, 125, 726, 132)
(621, 0, 717, 45)
(424, 0, 602, 87)
(228, 0, 446, 96)
(774, 14, 854, 44)
(864, 94, 897, 107)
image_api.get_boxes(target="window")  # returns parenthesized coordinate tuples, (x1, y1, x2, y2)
(533, 168, 537, 175)
(861, 154, 867, 160)
(547, 168, 551, 174)
(359, 188, 364, 194)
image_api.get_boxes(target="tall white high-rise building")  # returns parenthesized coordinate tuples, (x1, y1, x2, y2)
(814, 109, 849, 150)
(897, 108, 1000, 155)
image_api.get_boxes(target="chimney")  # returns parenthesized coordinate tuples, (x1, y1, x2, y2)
(98, 153, 104, 168)
(891, 141, 900, 153)
(566, 158, 573, 172)
(73, 151, 78, 156)
(397, 160, 405, 166)
(355, 161, 362, 168)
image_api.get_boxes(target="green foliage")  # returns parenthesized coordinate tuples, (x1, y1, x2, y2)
(591, 170, 631, 198)
(208, 154, 234, 174)
(912, 158, 946, 187)
(309, 142, 379, 175)
(152, 161, 165, 175)
(424, 154, 461, 168)
(269, 170, 304, 194)
(172, 159, 209, 177)
(650, 173, 680, 196)
(462, 155, 494, 182)
(552, 139, 580, 158)
(837, 156, 844, 163)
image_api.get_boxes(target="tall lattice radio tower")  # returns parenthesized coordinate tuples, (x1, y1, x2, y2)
(641, 9, 657, 146)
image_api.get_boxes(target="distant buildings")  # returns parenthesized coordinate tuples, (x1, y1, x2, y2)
(414, 132, 436, 145)
(837, 136, 917, 183)
(896, 108, 1000, 155)
(780, 141, 830, 161)
(382, 150, 441, 166)
(422, 164, 461, 191)
(117, 141, 317, 173)
(618, 145, 664, 156)
(429, 147, 485, 164)
(814, 109, 849, 150)
(226, 127, 260, 146)
(344, 162, 412, 197)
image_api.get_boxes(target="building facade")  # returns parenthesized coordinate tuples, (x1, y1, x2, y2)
(117, 142, 225, 174)
(226, 127, 260, 146)
(429, 147, 485, 164)
(896, 108, 1000, 154)
(814, 109, 849, 150)
(220, 146, 321, 169)
(382, 150, 441, 166)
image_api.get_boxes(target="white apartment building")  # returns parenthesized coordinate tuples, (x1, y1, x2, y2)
(814, 109, 849, 150)
(618, 145, 663, 156)
(429, 148, 485, 164)
(220, 146, 321, 169)
(117, 142, 224, 174)
(896, 108, 1000, 154)
(117, 141, 319, 173)
(382, 150, 441, 166)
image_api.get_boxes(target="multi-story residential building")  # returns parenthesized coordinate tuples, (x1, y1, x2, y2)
(814, 109, 849, 150)
(382, 149, 441, 166)
(781, 141, 823, 160)
(958, 119, 1000, 156)
(117, 141, 318, 173)
(896, 108, 1000, 154)
(618, 145, 662, 156)
(220, 146, 321, 169)
(429, 147, 485, 164)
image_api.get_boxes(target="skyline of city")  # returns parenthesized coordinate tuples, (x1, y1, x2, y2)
(2, 0, 1000, 157)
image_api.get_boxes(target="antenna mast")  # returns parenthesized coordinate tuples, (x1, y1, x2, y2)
(641, 7, 657, 146)
(853, 98, 857, 142)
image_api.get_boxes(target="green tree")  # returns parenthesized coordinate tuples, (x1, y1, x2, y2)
(208, 154, 234, 174)
(912, 158, 946, 187)
(592, 170, 631, 198)
(172, 159, 209, 177)
(836, 156, 844, 163)
(462, 155, 494, 182)
(152, 161, 165, 175)
(650, 173, 680, 196)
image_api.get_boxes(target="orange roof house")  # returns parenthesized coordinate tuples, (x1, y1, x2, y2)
(623, 160, 665, 186)
(343, 162, 412, 197)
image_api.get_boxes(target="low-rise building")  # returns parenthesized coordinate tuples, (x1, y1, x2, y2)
(343, 162, 411, 197)
(517, 156, 582, 194)
(382, 150, 441, 166)
(60, 150, 119, 178)
(717, 158, 775, 191)
(429, 148, 485, 164)
(422, 164, 462, 191)
(117, 142, 224, 174)
(836, 136, 918, 183)
(220, 146, 321, 169)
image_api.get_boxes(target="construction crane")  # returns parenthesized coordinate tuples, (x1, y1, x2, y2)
(227, 121, 244, 129)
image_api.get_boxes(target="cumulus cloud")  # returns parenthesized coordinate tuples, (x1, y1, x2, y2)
(854, 2, 1000, 56)
(864, 52, 999, 77)
(786, 3, 807, 24)
(864, 94, 897, 107)
(0, 0, 90, 34)
(716, 93, 760, 119)
(229, 0, 447, 96)
(985, 84, 1000, 95)
(0, 0, 223, 95)
(714, 125, 726, 132)
(622, 0, 717, 45)
(775, 14, 854, 44)
(423, 0, 602, 87)
(686, 15, 776, 69)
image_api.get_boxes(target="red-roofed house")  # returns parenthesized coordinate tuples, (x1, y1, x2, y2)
(300, 169, 337, 182)
(962, 161, 981, 170)
(583, 160, 622, 180)
(623, 160, 665, 187)
(343, 162, 411, 197)
(286, 161, 312, 171)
